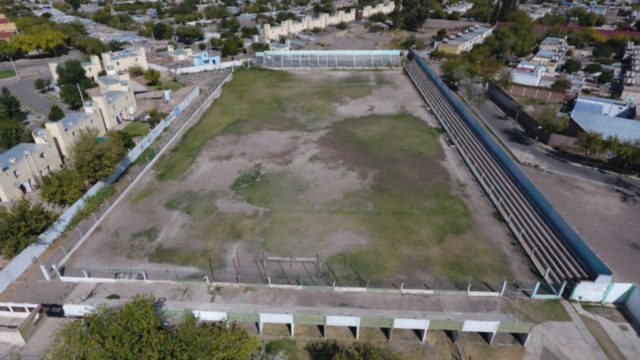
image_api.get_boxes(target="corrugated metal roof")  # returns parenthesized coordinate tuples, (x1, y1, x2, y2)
(570, 110, 640, 141)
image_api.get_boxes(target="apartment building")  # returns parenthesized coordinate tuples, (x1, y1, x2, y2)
(33, 112, 106, 162)
(622, 42, 640, 103)
(530, 37, 568, 73)
(0, 143, 62, 202)
(102, 47, 148, 75)
(49, 47, 148, 88)
(436, 26, 493, 55)
(89, 74, 137, 129)
(511, 62, 546, 87)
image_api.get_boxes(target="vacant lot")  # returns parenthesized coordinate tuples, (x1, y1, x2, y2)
(67, 69, 528, 286)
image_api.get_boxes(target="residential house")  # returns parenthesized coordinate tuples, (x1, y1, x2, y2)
(88, 74, 137, 130)
(0, 143, 62, 202)
(102, 47, 148, 75)
(33, 111, 106, 162)
(530, 37, 568, 73)
(511, 62, 546, 87)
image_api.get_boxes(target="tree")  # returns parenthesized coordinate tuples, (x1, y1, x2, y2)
(493, 0, 519, 22)
(550, 79, 572, 92)
(152, 22, 173, 40)
(597, 70, 614, 84)
(65, 0, 82, 11)
(305, 341, 402, 360)
(369, 12, 387, 23)
(48, 105, 64, 121)
(433, 29, 447, 41)
(56, 60, 91, 88)
(129, 65, 144, 77)
(0, 199, 56, 258)
(0, 120, 31, 151)
(41, 169, 86, 207)
(175, 25, 204, 44)
(144, 69, 161, 86)
(241, 26, 259, 39)
(71, 129, 128, 184)
(251, 42, 270, 52)
(0, 87, 22, 121)
(583, 63, 603, 74)
(534, 106, 568, 134)
(56, 60, 94, 109)
(222, 35, 243, 57)
(34, 78, 51, 91)
(561, 59, 582, 74)
(221, 17, 241, 32)
(60, 84, 85, 110)
(336, 22, 348, 30)
(576, 131, 604, 157)
(47, 296, 257, 359)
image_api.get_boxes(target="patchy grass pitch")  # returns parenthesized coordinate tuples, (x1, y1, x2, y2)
(73, 69, 513, 285)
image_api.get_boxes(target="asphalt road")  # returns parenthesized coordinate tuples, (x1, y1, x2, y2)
(471, 98, 640, 195)
(0, 52, 82, 119)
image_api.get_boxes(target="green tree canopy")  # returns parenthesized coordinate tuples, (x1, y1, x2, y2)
(48, 105, 64, 122)
(576, 131, 605, 157)
(175, 25, 204, 44)
(0, 87, 22, 121)
(0, 120, 31, 151)
(71, 129, 128, 184)
(143, 69, 161, 86)
(534, 105, 569, 134)
(152, 22, 173, 40)
(47, 296, 258, 360)
(222, 35, 243, 57)
(0, 199, 56, 258)
(561, 59, 582, 74)
(41, 168, 86, 207)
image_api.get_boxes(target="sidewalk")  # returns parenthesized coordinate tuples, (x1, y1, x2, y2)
(524, 301, 608, 360)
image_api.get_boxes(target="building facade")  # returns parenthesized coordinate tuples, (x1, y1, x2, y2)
(511, 62, 547, 87)
(33, 112, 106, 162)
(102, 47, 148, 75)
(0, 143, 62, 202)
(436, 26, 493, 55)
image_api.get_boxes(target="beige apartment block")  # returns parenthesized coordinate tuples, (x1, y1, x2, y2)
(33, 112, 106, 162)
(89, 74, 137, 129)
(0, 143, 62, 202)
(102, 47, 148, 75)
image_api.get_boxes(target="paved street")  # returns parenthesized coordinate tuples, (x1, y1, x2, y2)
(471, 98, 640, 193)
(0, 51, 83, 120)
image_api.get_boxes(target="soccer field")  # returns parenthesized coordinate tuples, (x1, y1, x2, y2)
(66, 69, 528, 287)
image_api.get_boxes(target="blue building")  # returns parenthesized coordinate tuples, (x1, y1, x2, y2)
(192, 51, 221, 66)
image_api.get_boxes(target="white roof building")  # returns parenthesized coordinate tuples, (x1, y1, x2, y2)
(511, 62, 546, 87)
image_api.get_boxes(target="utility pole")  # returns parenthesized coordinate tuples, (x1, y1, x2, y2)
(76, 83, 85, 107)
(9, 57, 19, 81)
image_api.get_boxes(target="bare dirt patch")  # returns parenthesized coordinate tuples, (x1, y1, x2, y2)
(65, 69, 530, 287)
